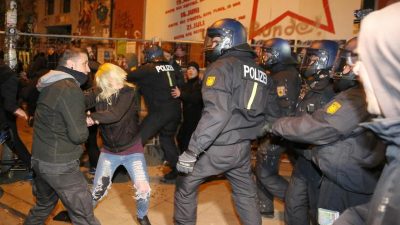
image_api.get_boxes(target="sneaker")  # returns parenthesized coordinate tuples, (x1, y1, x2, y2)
(160, 168, 178, 184)
(89, 167, 96, 175)
(137, 215, 151, 225)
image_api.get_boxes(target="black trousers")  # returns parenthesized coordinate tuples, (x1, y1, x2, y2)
(1, 110, 31, 167)
(174, 141, 261, 225)
(24, 159, 100, 225)
(255, 137, 288, 213)
(140, 106, 181, 167)
(285, 156, 321, 225)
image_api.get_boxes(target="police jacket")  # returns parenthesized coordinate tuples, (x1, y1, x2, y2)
(269, 63, 301, 117)
(85, 86, 140, 153)
(188, 44, 278, 155)
(296, 77, 335, 116)
(127, 61, 181, 111)
(272, 85, 385, 194)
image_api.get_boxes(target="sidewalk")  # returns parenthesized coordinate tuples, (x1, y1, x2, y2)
(0, 118, 289, 225)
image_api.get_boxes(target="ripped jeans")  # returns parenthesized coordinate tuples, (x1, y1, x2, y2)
(92, 152, 151, 219)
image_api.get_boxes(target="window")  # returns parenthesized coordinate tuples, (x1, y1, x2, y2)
(63, 0, 71, 13)
(46, 0, 54, 15)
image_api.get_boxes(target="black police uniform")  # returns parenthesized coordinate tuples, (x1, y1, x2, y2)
(255, 63, 301, 215)
(283, 74, 335, 225)
(174, 44, 277, 225)
(272, 85, 385, 224)
(128, 61, 182, 168)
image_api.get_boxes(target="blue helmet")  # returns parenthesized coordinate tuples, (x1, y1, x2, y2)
(204, 18, 247, 62)
(300, 40, 339, 78)
(261, 38, 297, 69)
(143, 44, 164, 63)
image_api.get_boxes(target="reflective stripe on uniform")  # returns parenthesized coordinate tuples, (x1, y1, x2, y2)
(247, 82, 258, 109)
(166, 71, 173, 87)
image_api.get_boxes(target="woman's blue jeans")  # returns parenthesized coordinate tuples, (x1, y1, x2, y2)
(92, 152, 151, 219)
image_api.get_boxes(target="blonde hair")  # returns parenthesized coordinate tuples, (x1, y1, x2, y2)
(95, 63, 133, 104)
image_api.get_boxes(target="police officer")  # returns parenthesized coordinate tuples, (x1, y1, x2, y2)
(127, 45, 183, 183)
(255, 38, 301, 218)
(269, 38, 385, 225)
(174, 18, 278, 225)
(260, 40, 338, 225)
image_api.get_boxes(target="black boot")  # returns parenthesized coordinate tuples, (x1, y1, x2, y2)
(0, 187, 4, 199)
(137, 215, 151, 225)
(160, 168, 178, 184)
(53, 210, 71, 222)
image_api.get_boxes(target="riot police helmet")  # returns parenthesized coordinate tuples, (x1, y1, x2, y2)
(204, 18, 247, 63)
(261, 38, 297, 69)
(332, 37, 359, 92)
(143, 44, 165, 63)
(300, 40, 339, 78)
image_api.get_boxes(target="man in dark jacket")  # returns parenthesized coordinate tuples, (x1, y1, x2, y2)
(174, 18, 278, 225)
(127, 45, 183, 183)
(255, 38, 302, 218)
(24, 48, 100, 225)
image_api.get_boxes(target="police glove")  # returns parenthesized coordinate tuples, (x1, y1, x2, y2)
(258, 121, 273, 138)
(176, 150, 198, 174)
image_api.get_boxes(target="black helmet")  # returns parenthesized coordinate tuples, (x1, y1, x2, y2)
(204, 18, 247, 63)
(300, 40, 339, 78)
(143, 44, 164, 63)
(332, 37, 359, 92)
(261, 38, 297, 69)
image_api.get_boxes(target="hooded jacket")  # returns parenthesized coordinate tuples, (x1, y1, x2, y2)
(32, 70, 88, 163)
(358, 3, 400, 225)
(359, 3, 400, 119)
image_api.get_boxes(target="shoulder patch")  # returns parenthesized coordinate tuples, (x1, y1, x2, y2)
(326, 101, 342, 115)
(206, 76, 216, 87)
(277, 86, 287, 97)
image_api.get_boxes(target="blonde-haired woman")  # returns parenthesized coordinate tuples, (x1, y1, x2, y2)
(85, 63, 151, 225)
